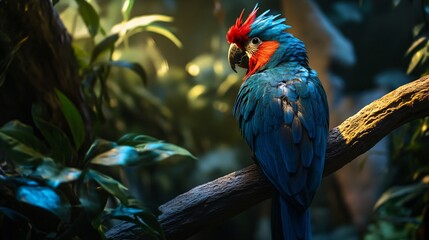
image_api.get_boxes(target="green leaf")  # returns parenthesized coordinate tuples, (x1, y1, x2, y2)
(32, 105, 73, 165)
(32, 158, 59, 179)
(90, 146, 139, 166)
(0, 121, 48, 154)
(103, 204, 165, 239)
(49, 168, 82, 188)
(135, 142, 196, 165)
(111, 15, 174, 33)
(413, 23, 425, 37)
(110, 15, 182, 48)
(406, 36, 427, 55)
(0, 207, 32, 224)
(136, 142, 196, 166)
(16, 184, 71, 221)
(85, 138, 117, 163)
(79, 176, 108, 218)
(33, 159, 81, 187)
(145, 25, 182, 48)
(88, 169, 128, 205)
(407, 49, 425, 74)
(0, 123, 45, 166)
(55, 89, 86, 150)
(0, 36, 28, 87)
(90, 34, 119, 63)
(103, 60, 147, 85)
(122, 0, 135, 21)
(374, 183, 429, 210)
(75, 0, 100, 38)
(113, 134, 196, 166)
(0, 133, 43, 166)
(72, 43, 90, 69)
(117, 133, 159, 146)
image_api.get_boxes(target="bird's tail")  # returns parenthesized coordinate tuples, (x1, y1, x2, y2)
(271, 192, 311, 240)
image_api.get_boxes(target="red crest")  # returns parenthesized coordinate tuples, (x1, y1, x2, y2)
(226, 7, 259, 48)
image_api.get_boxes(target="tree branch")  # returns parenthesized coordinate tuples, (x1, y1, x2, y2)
(106, 75, 429, 240)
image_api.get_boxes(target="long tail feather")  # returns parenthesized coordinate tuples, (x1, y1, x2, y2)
(272, 192, 311, 240)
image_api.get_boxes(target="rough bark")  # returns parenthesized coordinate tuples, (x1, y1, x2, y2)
(106, 75, 429, 240)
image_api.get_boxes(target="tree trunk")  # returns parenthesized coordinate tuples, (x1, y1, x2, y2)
(0, 0, 92, 166)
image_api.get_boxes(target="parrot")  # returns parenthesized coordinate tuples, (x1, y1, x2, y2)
(226, 5, 329, 240)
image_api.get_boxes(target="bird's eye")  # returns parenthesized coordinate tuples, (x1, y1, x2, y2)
(251, 37, 261, 45)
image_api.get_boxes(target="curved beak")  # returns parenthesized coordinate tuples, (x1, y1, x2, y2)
(228, 43, 249, 72)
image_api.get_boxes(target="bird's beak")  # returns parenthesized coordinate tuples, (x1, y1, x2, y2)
(228, 43, 249, 73)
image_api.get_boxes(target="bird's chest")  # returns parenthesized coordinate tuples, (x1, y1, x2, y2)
(234, 66, 314, 148)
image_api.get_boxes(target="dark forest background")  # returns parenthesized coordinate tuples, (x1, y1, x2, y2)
(1, 0, 429, 239)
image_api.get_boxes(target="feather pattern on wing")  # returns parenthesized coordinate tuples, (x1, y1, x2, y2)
(233, 64, 328, 210)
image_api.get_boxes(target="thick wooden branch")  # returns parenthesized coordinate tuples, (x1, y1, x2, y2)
(106, 75, 429, 240)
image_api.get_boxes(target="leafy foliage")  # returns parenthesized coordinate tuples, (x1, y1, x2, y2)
(404, 0, 429, 74)
(103, 204, 165, 239)
(0, 99, 194, 238)
(62, 0, 183, 123)
(75, 0, 100, 38)
(365, 1, 429, 235)
(406, 27, 429, 74)
(55, 88, 86, 150)
(366, 181, 429, 239)
(366, 118, 429, 239)
(0, 1, 194, 238)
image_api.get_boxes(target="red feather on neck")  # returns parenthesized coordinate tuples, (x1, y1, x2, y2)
(245, 41, 279, 79)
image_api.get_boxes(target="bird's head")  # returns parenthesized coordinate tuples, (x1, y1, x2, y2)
(226, 5, 293, 79)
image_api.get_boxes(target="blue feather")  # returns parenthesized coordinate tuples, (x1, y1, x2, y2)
(306, 156, 324, 192)
(278, 126, 299, 173)
(279, 198, 311, 239)
(283, 103, 294, 125)
(284, 85, 298, 102)
(291, 116, 302, 143)
(294, 80, 309, 98)
(300, 131, 314, 167)
(297, 101, 316, 139)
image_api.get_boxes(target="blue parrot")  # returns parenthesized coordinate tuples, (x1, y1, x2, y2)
(226, 6, 329, 239)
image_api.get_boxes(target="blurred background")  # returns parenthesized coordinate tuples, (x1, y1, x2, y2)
(56, 0, 428, 239)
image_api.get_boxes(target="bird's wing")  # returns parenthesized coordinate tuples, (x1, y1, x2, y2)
(233, 67, 329, 209)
